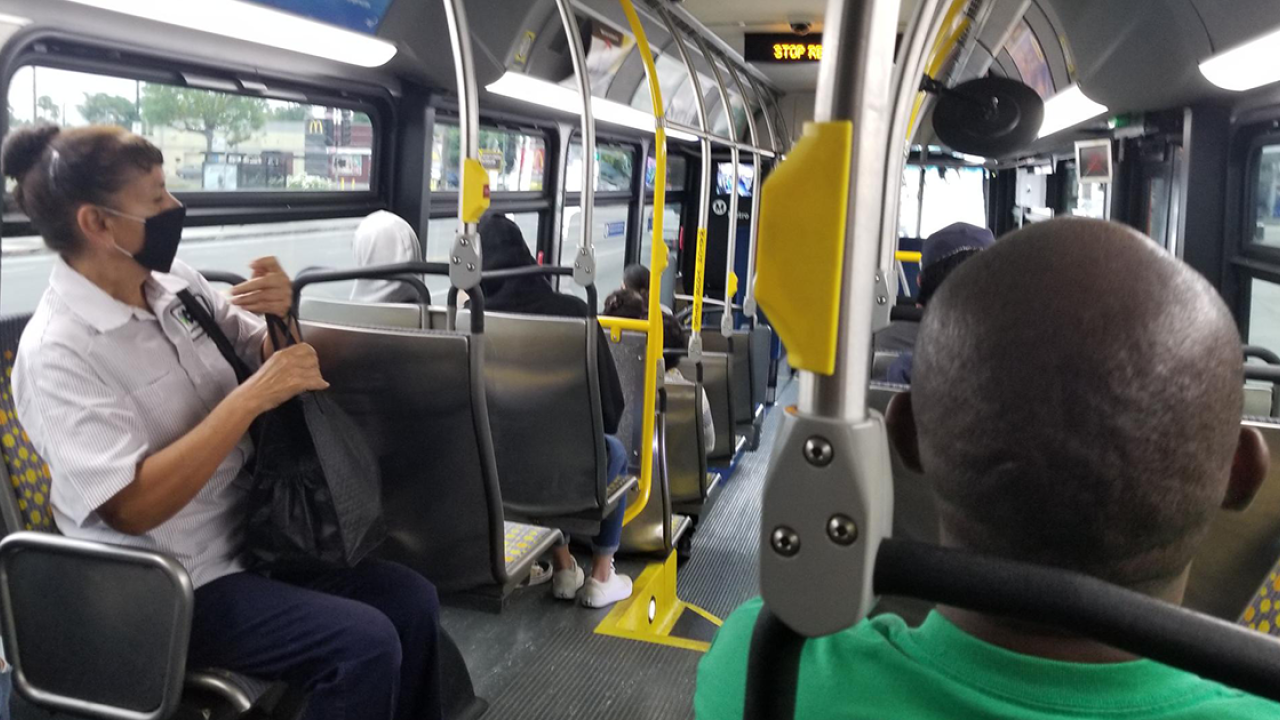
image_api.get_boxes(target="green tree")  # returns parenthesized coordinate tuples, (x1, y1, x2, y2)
(269, 103, 308, 122)
(35, 96, 58, 124)
(78, 93, 139, 129)
(140, 85, 267, 154)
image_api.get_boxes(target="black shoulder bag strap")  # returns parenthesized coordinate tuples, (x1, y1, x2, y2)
(177, 289, 253, 384)
(744, 607, 805, 720)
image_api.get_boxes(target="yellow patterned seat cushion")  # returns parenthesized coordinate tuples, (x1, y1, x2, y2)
(1240, 567, 1280, 635)
(1, 348, 53, 532)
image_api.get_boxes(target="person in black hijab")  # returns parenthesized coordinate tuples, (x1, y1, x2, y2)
(478, 214, 632, 608)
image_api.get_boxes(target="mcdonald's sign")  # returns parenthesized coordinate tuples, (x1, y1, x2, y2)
(304, 118, 334, 176)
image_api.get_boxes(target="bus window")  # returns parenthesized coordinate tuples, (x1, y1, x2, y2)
(1, 218, 370, 315)
(7, 66, 376, 193)
(561, 204, 628, 304)
(424, 212, 539, 264)
(566, 142, 633, 193)
(430, 123, 546, 193)
(644, 153, 687, 193)
(1254, 144, 1280, 246)
(919, 165, 987, 237)
(1249, 277, 1280, 353)
(640, 202, 682, 267)
(899, 165, 923, 237)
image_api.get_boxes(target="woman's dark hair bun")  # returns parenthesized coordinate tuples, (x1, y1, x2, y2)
(3, 123, 60, 182)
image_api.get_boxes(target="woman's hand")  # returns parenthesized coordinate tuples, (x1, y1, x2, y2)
(231, 257, 293, 318)
(235, 343, 330, 414)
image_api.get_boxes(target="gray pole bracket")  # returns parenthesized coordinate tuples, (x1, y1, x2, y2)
(758, 410, 893, 636)
(687, 333, 703, 364)
(573, 245, 596, 287)
(450, 232, 482, 289)
(871, 269, 893, 332)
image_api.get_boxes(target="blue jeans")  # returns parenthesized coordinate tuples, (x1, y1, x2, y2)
(593, 434, 630, 555)
(188, 560, 442, 720)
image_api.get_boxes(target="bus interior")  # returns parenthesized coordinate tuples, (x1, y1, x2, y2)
(2, 0, 1280, 718)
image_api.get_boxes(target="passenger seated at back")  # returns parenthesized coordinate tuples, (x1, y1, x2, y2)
(602, 289, 715, 452)
(881, 222, 993, 383)
(621, 263, 672, 314)
(349, 210, 423, 303)
(696, 218, 1277, 719)
(477, 214, 633, 608)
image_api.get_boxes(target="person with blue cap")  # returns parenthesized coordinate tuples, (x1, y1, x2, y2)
(886, 222, 995, 384)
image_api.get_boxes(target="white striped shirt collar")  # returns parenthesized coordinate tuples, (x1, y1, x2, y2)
(48, 256, 191, 333)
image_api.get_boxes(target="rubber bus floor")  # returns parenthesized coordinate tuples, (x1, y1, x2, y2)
(439, 379, 797, 720)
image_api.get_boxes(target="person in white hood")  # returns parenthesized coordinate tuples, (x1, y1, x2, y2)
(349, 210, 423, 303)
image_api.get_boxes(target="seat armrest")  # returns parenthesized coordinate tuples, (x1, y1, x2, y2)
(0, 532, 192, 720)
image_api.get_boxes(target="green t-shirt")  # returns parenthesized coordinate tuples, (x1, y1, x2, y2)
(695, 598, 1280, 719)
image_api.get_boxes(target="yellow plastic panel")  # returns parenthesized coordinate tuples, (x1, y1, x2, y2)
(754, 120, 852, 376)
(462, 158, 491, 223)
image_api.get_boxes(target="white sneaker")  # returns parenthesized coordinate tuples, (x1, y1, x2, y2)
(552, 562, 585, 600)
(579, 564, 633, 608)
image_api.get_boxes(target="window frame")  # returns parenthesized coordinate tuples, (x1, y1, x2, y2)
(2, 34, 396, 236)
(1239, 132, 1280, 263)
(1231, 127, 1280, 342)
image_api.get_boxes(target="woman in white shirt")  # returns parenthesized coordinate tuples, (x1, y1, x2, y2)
(4, 124, 443, 720)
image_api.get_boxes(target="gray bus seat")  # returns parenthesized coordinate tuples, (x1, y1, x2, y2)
(606, 333, 691, 557)
(0, 533, 193, 720)
(0, 312, 276, 718)
(702, 330, 757, 448)
(303, 319, 560, 601)
(606, 330, 651, 478)
(667, 375, 719, 520)
(682, 352, 735, 461)
(1186, 417, 1280, 621)
(1244, 385, 1273, 417)
(749, 325, 773, 410)
(299, 296, 424, 330)
(872, 351, 905, 380)
(473, 311, 637, 538)
(866, 381, 940, 625)
(619, 390, 693, 556)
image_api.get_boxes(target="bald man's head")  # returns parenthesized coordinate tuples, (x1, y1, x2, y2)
(907, 218, 1249, 588)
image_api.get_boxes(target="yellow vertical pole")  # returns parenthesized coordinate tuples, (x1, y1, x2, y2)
(618, 0, 664, 526)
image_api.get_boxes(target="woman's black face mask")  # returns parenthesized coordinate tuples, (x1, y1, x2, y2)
(100, 204, 187, 273)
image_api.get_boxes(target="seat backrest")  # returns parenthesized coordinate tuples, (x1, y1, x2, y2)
(701, 333, 752, 427)
(866, 381, 940, 625)
(1187, 418, 1280, 620)
(665, 376, 707, 504)
(749, 325, 772, 410)
(303, 320, 502, 593)
(682, 352, 733, 460)
(299, 297, 424, 330)
(1243, 384, 1274, 418)
(481, 312, 605, 517)
(872, 351, 904, 381)
(0, 533, 191, 720)
(606, 330, 651, 473)
(0, 314, 52, 535)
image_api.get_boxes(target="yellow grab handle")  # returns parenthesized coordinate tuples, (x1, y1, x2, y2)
(754, 120, 853, 376)
(618, 0, 665, 527)
(462, 158, 491, 223)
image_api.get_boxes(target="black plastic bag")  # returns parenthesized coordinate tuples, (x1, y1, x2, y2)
(177, 290, 386, 572)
